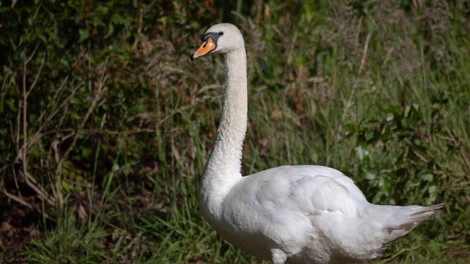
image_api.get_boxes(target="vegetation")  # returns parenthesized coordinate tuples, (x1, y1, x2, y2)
(1, 0, 469, 263)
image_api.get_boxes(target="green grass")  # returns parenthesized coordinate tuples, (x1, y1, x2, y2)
(1, 0, 469, 263)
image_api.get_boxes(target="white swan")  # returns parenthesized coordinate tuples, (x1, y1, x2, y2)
(190, 23, 443, 264)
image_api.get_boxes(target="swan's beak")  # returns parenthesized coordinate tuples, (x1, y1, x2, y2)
(190, 37, 216, 61)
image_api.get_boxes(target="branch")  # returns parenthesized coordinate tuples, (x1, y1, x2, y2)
(53, 60, 108, 207)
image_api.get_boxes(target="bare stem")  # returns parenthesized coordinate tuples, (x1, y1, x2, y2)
(335, 32, 372, 144)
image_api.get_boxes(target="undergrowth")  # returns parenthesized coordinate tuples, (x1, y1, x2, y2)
(1, 0, 469, 263)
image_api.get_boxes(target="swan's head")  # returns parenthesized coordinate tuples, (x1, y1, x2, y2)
(190, 23, 244, 60)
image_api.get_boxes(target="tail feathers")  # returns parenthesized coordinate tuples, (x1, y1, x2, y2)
(408, 203, 444, 223)
(360, 203, 444, 259)
(385, 203, 444, 243)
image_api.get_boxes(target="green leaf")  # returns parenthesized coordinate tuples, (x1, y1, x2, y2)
(420, 173, 434, 182)
(79, 28, 90, 43)
(112, 163, 120, 172)
(355, 144, 369, 161)
(105, 23, 115, 38)
(364, 170, 377, 180)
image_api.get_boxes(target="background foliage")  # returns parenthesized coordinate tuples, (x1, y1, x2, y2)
(1, 0, 469, 263)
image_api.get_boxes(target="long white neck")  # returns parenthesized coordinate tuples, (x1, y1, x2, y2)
(199, 47, 247, 221)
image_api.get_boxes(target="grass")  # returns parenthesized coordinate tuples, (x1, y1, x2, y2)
(1, 0, 469, 263)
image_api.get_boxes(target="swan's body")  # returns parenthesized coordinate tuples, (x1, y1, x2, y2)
(190, 23, 442, 264)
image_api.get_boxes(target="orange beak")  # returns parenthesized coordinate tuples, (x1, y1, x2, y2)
(190, 37, 216, 60)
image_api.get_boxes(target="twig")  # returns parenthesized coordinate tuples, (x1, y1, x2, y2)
(2, 189, 53, 220)
(443, 125, 470, 177)
(335, 32, 372, 143)
(285, 133, 291, 164)
(20, 170, 55, 206)
(26, 52, 46, 97)
(24, 78, 83, 153)
(3, 190, 33, 209)
(381, 244, 421, 262)
(59, 66, 107, 163)
(36, 76, 70, 130)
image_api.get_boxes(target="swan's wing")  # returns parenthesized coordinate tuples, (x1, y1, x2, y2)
(246, 165, 369, 216)
(241, 165, 391, 259)
(221, 165, 369, 252)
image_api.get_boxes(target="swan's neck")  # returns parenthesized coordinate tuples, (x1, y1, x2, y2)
(199, 48, 247, 220)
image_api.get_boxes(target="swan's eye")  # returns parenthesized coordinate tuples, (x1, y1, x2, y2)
(219, 32, 224, 36)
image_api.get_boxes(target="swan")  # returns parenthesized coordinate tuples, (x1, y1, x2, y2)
(189, 23, 443, 264)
